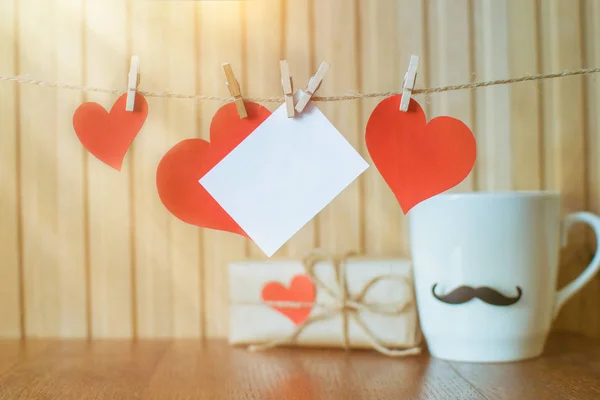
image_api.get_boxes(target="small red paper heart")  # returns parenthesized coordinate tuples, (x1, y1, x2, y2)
(365, 95, 476, 213)
(156, 101, 271, 236)
(261, 275, 316, 325)
(73, 93, 148, 171)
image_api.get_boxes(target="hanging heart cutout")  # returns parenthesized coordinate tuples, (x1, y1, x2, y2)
(73, 93, 148, 171)
(261, 274, 316, 326)
(365, 95, 476, 213)
(156, 101, 272, 236)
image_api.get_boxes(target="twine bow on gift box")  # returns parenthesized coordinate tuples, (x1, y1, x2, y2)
(245, 250, 422, 357)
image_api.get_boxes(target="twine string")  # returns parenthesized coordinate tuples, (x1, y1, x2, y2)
(0, 67, 598, 104)
(245, 250, 422, 357)
(338, 253, 350, 349)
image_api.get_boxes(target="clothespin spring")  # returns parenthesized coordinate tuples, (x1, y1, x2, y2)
(295, 62, 329, 113)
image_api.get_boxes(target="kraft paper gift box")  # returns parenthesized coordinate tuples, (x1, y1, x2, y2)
(228, 256, 422, 355)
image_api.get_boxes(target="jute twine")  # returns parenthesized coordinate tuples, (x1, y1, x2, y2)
(241, 250, 422, 357)
(1, 67, 599, 104)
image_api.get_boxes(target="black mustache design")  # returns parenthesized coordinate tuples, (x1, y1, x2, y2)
(432, 284, 523, 306)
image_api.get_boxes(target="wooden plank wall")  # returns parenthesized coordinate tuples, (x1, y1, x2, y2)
(0, 0, 599, 339)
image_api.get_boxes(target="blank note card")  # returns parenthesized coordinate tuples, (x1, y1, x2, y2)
(200, 91, 369, 257)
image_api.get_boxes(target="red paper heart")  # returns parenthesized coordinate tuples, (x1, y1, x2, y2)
(261, 275, 315, 326)
(73, 93, 148, 171)
(156, 101, 271, 235)
(365, 95, 476, 213)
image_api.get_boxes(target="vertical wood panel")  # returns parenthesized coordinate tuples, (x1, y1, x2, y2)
(359, 0, 427, 257)
(507, 0, 542, 191)
(0, 0, 22, 338)
(474, 0, 512, 191)
(55, 0, 87, 337)
(282, 0, 317, 258)
(1, 0, 600, 339)
(539, 0, 587, 332)
(359, 0, 401, 257)
(197, 1, 246, 338)
(19, 0, 61, 336)
(244, 0, 283, 259)
(583, 0, 600, 338)
(164, 3, 202, 339)
(396, 0, 429, 256)
(131, 1, 173, 338)
(313, 0, 362, 254)
(428, 0, 475, 192)
(85, 0, 133, 338)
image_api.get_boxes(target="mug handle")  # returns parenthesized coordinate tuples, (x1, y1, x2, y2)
(554, 211, 600, 320)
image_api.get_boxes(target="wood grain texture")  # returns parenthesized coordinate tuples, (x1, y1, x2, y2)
(0, 340, 51, 376)
(243, 0, 283, 259)
(427, 0, 475, 192)
(359, 0, 401, 257)
(163, 2, 203, 339)
(197, 1, 247, 338)
(1, 0, 600, 339)
(0, 0, 22, 338)
(583, 0, 600, 338)
(0, 333, 598, 399)
(281, 0, 317, 258)
(85, 0, 133, 338)
(313, 0, 363, 254)
(55, 0, 87, 338)
(130, 0, 173, 339)
(142, 342, 484, 400)
(359, 0, 428, 257)
(451, 334, 600, 400)
(474, 0, 511, 191)
(18, 0, 62, 337)
(539, 0, 588, 332)
(0, 341, 169, 400)
(507, 0, 542, 191)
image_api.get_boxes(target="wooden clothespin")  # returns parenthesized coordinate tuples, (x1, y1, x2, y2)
(400, 55, 419, 112)
(295, 62, 329, 113)
(126, 55, 140, 112)
(222, 63, 247, 119)
(280, 60, 294, 118)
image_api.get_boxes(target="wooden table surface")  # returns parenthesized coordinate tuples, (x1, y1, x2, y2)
(0, 333, 598, 399)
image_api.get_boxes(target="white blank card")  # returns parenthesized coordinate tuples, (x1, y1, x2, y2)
(200, 91, 369, 257)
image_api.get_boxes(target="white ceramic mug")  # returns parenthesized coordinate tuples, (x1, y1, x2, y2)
(408, 191, 600, 363)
